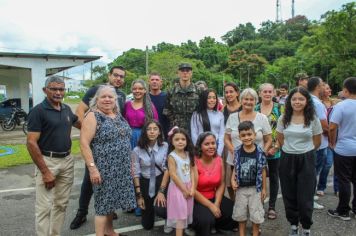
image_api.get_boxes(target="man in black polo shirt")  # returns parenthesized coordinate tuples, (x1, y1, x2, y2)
(70, 65, 126, 229)
(27, 76, 80, 236)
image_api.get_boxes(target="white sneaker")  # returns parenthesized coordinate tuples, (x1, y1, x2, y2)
(163, 223, 173, 234)
(184, 228, 196, 236)
(313, 201, 324, 210)
(313, 195, 319, 201)
(289, 225, 299, 236)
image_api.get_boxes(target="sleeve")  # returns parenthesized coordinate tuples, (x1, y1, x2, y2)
(217, 113, 225, 156)
(260, 114, 272, 135)
(131, 148, 141, 178)
(312, 116, 323, 135)
(329, 103, 342, 125)
(27, 106, 42, 132)
(314, 101, 327, 121)
(163, 90, 174, 127)
(276, 115, 284, 133)
(161, 143, 168, 171)
(82, 86, 97, 106)
(225, 113, 234, 134)
(190, 112, 199, 145)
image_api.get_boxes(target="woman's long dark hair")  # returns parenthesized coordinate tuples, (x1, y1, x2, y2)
(137, 121, 164, 149)
(224, 82, 240, 104)
(196, 89, 218, 132)
(283, 87, 315, 128)
(195, 132, 217, 158)
(168, 128, 195, 166)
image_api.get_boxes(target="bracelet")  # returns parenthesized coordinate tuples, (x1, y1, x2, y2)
(135, 192, 142, 198)
(158, 186, 166, 194)
(134, 185, 141, 189)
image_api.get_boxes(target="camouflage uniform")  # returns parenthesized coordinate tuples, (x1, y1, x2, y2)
(163, 81, 200, 134)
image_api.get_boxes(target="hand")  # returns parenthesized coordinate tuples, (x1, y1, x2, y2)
(231, 176, 238, 191)
(189, 187, 195, 197)
(209, 203, 222, 218)
(154, 192, 166, 207)
(267, 147, 277, 156)
(137, 196, 145, 210)
(89, 168, 102, 185)
(261, 189, 267, 202)
(182, 189, 190, 199)
(42, 171, 55, 190)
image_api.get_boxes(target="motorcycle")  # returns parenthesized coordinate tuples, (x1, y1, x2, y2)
(1, 107, 28, 133)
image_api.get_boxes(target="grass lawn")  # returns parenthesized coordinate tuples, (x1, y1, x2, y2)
(0, 140, 81, 168)
(63, 98, 81, 104)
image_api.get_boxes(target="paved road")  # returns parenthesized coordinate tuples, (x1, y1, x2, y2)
(0, 158, 355, 236)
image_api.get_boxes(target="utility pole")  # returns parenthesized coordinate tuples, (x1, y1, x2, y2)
(145, 46, 149, 76)
(292, 0, 295, 18)
(90, 62, 93, 80)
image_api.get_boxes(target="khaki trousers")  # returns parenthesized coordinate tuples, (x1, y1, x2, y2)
(35, 155, 74, 236)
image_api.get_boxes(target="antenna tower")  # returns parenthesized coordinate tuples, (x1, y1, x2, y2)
(292, 0, 295, 18)
(276, 0, 282, 22)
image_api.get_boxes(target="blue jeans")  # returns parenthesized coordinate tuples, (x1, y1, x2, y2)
(317, 148, 333, 191)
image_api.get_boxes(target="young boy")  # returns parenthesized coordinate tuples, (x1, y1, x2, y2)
(231, 121, 267, 236)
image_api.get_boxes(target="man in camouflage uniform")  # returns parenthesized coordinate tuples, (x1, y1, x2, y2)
(163, 63, 200, 134)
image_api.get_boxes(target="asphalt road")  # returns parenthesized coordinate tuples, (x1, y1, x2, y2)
(0, 158, 355, 236)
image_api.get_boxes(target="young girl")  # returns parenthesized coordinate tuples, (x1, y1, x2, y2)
(276, 87, 322, 236)
(167, 127, 195, 236)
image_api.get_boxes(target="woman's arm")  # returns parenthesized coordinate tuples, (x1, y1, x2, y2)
(329, 122, 338, 149)
(263, 134, 272, 154)
(154, 170, 170, 207)
(217, 114, 225, 156)
(190, 112, 199, 145)
(224, 133, 234, 156)
(276, 131, 284, 147)
(189, 165, 195, 197)
(80, 112, 101, 185)
(167, 156, 189, 197)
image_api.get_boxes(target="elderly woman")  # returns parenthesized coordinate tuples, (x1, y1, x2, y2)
(256, 83, 282, 220)
(225, 88, 272, 167)
(193, 132, 237, 235)
(81, 85, 136, 236)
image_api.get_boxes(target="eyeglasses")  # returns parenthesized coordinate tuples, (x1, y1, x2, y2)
(47, 87, 65, 92)
(112, 73, 125, 79)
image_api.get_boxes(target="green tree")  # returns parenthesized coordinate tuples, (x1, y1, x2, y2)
(110, 48, 146, 75)
(222, 23, 256, 46)
(197, 37, 229, 70)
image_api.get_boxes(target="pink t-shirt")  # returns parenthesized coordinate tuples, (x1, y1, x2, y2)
(196, 156, 222, 200)
(124, 101, 158, 128)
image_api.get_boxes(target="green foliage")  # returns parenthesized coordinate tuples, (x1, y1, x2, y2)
(81, 2, 353, 92)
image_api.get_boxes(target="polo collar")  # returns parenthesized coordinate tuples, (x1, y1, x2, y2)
(42, 98, 66, 110)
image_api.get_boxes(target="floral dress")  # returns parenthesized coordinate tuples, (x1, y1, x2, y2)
(255, 102, 281, 159)
(91, 111, 136, 215)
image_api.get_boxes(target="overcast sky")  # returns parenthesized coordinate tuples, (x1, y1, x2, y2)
(0, 0, 352, 79)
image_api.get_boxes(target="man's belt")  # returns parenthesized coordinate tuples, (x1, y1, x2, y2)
(41, 150, 70, 158)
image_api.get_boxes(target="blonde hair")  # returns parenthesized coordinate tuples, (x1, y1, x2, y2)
(89, 85, 119, 113)
(240, 88, 259, 104)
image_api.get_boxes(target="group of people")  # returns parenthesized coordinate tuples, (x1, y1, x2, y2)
(25, 63, 356, 236)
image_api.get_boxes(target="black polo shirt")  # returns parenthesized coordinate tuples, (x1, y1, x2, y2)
(82, 85, 126, 114)
(27, 99, 78, 152)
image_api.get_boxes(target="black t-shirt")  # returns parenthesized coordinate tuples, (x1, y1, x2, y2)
(82, 85, 126, 114)
(27, 99, 78, 152)
(238, 147, 258, 187)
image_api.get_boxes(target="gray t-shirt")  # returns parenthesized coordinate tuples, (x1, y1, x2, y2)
(330, 99, 356, 157)
(276, 115, 322, 154)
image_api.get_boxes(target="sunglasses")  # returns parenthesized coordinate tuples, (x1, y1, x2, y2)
(47, 87, 65, 92)
(112, 73, 125, 79)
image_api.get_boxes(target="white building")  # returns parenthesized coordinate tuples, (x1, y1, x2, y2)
(59, 76, 86, 92)
(0, 52, 100, 112)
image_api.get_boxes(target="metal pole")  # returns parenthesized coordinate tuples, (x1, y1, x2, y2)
(145, 46, 149, 76)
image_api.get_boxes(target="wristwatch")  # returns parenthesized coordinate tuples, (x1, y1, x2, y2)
(89, 162, 95, 167)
